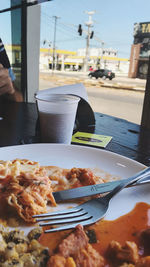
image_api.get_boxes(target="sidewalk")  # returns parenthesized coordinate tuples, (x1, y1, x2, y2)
(39, 70, 146, 92)
(101, 81, 145, 92)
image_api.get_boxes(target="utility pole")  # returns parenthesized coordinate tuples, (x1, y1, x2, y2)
(93, 35, 105, 69)
(52, 16, 60, 71)
(84, 11, 95, 72)
(100, 41, 105, 68)
(43, 40, 51, 69)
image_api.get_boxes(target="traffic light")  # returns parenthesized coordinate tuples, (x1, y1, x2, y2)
(78, 24, 82, 36)
(90, 31, 94, 39)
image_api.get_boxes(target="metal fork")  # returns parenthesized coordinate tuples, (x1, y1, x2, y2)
(33, 167, 150, 233)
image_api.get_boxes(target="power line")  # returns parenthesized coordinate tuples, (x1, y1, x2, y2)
(56, 37, 85, 43)
(41, 13, 86, 49)
(41, 13, 78, 38)
(41, 11, 105, 48)
(42, 12, 82, 37)
(42, 11, 128, 58)
(41, 10, 130, 59)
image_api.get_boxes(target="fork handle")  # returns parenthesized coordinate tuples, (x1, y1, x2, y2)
(103, 167, 150, 201)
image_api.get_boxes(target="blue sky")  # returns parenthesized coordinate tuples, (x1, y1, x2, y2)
(0, 0, 150, 58)
(41, 0, 150, 58)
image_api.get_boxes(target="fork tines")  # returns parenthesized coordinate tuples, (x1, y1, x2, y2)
(33, 206, 93, 233)
(32, 206, 81, 218)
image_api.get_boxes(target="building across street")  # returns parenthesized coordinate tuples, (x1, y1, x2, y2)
(5, 44, 129, 75)
(128, 21, 150, 79)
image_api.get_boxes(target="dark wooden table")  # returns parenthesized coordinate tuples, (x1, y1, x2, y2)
(0, 102, 150, 166)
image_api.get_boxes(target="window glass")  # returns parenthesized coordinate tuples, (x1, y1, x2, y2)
(0, 0, 12, 10)
(0, 0, 22, 90)
(11, 0, 22, 90)
(39, 0, 150, 125)
(1, 0, 149, 124)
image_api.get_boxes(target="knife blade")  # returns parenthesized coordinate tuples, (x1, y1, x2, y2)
(53, 175, 150, 202)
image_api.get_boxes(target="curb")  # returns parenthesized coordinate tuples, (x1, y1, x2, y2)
(101, 84, 145, 92)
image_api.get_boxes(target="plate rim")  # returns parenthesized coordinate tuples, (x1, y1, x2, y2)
(0, 143, 146, 169)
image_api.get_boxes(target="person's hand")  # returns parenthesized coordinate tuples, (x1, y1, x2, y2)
(0, 63, 15, 96)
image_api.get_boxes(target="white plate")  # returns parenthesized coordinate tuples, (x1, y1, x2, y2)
(0, 143, 149, 225)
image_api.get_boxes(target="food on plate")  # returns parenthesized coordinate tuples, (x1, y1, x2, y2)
(0, 159, 113, 224)
(44, 166, 106, 191)
(0, 203, 149, 266)
(38, 203, 150, 267)
(43, 222, 150, 267)
(0, 158, 150, 266)
(0, 226, 49, 267)
(48, 224, 104, 267)
(0, 159, 56, 223)
(105, 226, 150, 267)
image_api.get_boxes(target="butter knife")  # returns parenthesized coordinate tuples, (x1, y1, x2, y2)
(53, 175, 150, 202)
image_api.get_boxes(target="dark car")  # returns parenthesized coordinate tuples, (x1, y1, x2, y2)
(88, 69, 115, 80)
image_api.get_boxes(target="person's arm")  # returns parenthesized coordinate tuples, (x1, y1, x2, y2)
(0, 38, 23, 102)
(0, 63, 23, 102)
(0, 63, 14, 95)
(5, 86, 23, 102)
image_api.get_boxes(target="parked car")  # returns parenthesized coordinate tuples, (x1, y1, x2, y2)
(88, 69, 115, 80)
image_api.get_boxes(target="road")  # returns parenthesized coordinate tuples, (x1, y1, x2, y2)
(86, 86, 144, 125)
(39, 73, 145, 125)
